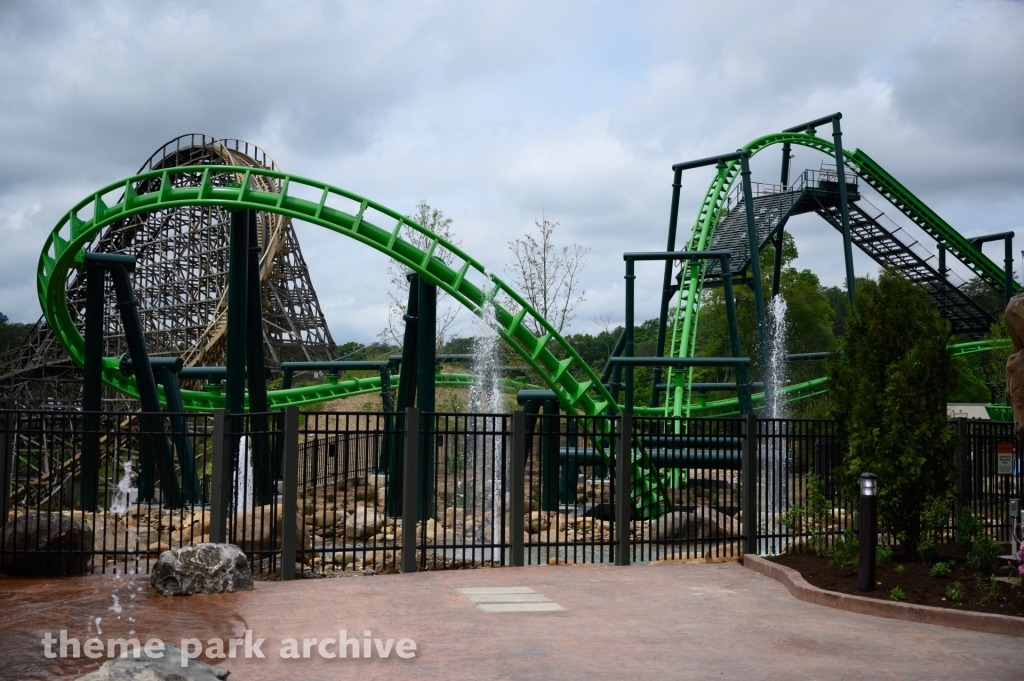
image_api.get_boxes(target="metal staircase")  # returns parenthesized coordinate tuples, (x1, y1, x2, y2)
(813, 197, 994, 337)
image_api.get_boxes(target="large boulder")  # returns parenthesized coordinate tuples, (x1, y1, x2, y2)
(1008, 351, 1024, 442)
(650, 511, 698, 540)
(1005, 290, 1024, 352)
(1, 511, 93, 575)
(650, 507, 737, 541)
(150, 543, 253, 596)
(76, 643, 229, 680)
(344, 507, 383, 539)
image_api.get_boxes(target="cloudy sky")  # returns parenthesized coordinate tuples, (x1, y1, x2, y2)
(1, 0, 1022, 344)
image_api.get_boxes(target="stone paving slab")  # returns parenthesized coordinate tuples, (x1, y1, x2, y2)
(201, 563, 1016, 680)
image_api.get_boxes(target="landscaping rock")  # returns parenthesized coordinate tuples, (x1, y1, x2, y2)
(344, 507, 382, 539)
(1007, 349, 1024, 443)
(650, 508, 737, 540)
(75, 643, 228, 680)
(231, 503, 312, 556)
(650, 511, 698, 540)
(150, 543, 253, 596)
(1, 511, 93, 575)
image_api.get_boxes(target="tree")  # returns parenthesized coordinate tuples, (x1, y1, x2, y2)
(506, 216, 589, 334)
(829, 268, 957, 557)
(380, 201, 462, 349)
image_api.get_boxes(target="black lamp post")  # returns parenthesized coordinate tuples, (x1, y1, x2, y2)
(858, 472, 878, 592)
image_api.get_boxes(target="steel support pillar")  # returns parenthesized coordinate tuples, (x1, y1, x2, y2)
(615, 412, 632, 566)
(280, 406, 299, 580)
(742, 412, 758, 556)
(511, 410, 526, 567)
(651, 167, 684, 408)
(831, 117, 856, 305)
(244, 209, 273, 505)
(739, 154, 768, 367)
(416, 277, 436, 519)
(108, 261, 179, 507)
(80, 257, 105, 509)
(402, 407, 420, 573)
(384, 275, 419, 517)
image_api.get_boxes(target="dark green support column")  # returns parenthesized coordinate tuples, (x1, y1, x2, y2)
(784, 114, 854, 304)
(158, 363, 203, 504)
(625, 258, 636, 414)
(780, 142, 792, 189)
(224, 210, 249, 508)
(384, 277, 419, 517)
(244, 209, 273, 505)
(80, 256, 105, 510)
(1005, 235, 1014, 308)
(225, 211, 249, 417)
(540, 399, 560, 511)
(416, 276, 436, 520)
(721, 261, 753, 415)
(651, 167, 684, 408)
(108, 262, 180, 507)
(739, 154, 768, 366)
(771, 143, 792, 300)
(831, 116, 856, 305)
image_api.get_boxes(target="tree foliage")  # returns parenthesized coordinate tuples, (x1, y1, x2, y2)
(380, 201, 463, 349)
(828, 268, 957, 556)
(506, 216, 589, 334)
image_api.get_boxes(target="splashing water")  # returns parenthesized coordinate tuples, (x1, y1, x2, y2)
(765, 295, 789, 420)
(109, 460, 135, 517)
(468, 288, 506, 561)
(233, 435, 253, 511)
(760, 295, 790, 555)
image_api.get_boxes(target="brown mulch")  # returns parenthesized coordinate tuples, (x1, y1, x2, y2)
(771, 543, 1024, 618)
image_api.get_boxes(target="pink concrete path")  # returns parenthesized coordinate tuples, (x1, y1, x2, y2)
(199, 563, 1017, 680)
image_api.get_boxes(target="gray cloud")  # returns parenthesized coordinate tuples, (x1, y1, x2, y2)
(1, 0, 1021, 343)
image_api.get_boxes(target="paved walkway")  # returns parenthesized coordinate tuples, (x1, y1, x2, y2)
(204, 563, 1016, 680)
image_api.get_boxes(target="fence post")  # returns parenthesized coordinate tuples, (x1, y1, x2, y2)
(0, 399, 12, 525)
(954, 416, 968, 538)
(511, 411, 525, 567)
(615, 412, 631, 567)
(209, 409, 230, 544)
(401, 407, 420, 573)
(280, 407, 299, 580)
(742, 412, 758, 557)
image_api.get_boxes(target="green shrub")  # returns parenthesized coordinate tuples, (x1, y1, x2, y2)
(945, 581, 965, 604)
(966, 536, 1002, 575)
(779, 472, 833, 557)
(827, 529, 859, 570)
(876, 545, 893, 567)
(894, 563, 906, 575)
(889, 586, 906, 601)
(929, 561, 952, 578)
(829, 270, 957, 557)
(917, 494, 952, 565)
(976, 576, 1000, 604)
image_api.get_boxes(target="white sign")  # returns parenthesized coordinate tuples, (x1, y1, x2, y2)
(998, 453, 1013, 475)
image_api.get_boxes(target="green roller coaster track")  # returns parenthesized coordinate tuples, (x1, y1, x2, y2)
(661, 130, 1016, 418)
(37, 165, 670, 516)
(37, 128, 1014, 516)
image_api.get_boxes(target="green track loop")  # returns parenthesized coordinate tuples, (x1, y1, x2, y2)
(38, 166, 669, 517)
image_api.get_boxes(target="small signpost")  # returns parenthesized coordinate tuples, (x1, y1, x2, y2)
(997, 443, 1013, 476)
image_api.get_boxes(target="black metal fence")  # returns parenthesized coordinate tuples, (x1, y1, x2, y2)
(1, 406, 1020, 579)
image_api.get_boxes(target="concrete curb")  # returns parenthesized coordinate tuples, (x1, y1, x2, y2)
(744, 554, 1024, 638)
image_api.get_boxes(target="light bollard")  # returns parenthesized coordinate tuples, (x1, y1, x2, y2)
(858, 472, 878, 592)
